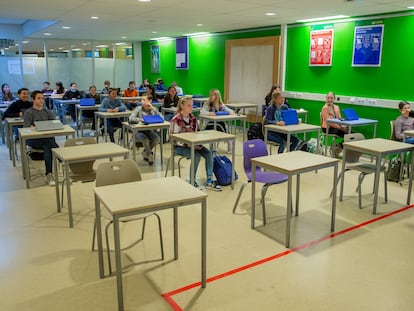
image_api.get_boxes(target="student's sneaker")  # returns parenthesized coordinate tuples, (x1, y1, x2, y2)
(205, 180, 222, 191)
(148, 152, 154, 165)
(142, 151, 148, 161)
(45, 173, 55, 187)
(193, 181, 199, 188)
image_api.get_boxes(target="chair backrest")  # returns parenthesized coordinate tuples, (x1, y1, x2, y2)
(390, 120, 397, 141)
(344, 133, 365, 163)
(243, 139, 268, 174)
(96, 159, 142, 187)
(64, 137, 96, 175)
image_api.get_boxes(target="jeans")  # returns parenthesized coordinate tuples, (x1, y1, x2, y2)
(405, 137, 414, 144)
(64, 104, 76, 122)
(135, 130, 160, 155)
(27, 138, 59, 174)
(267, 132, 299, 153)
(174, 145, 213, 182)
(106, 119, 123, 143)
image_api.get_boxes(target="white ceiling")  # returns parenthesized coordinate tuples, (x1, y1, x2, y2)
(0, 0, 413, 52)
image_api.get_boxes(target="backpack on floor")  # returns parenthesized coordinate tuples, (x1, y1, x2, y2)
(213, 152, 238, 186)
(387, 157, 402, 182)
(247, 122, 264, 141)
(295, 140, 309, 152)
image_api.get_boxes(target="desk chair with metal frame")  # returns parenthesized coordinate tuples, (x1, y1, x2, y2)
(233, 139, 288, 217)
(390, 120, 409, 184)
(92, 159, 164, 275)
(334, 133, 388, 209)
(321, 113, 340, 157)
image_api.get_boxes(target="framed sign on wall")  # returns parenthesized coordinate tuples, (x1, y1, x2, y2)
(151, 45, 160, 73)
(352, 24, 384, 67)
(310, 28, 334, 66)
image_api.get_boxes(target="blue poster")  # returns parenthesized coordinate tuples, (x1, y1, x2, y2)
(176, 37, 188, 69)
(352, 25, 384, 67)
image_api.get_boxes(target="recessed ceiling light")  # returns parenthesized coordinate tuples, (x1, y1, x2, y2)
(43, 33, 52, 36)
(50, 49, 54, 51)
(183, 32, 209, 37)
(297, 15, 349, 22)
(265, 13, 276, 16)
(96, 45, 109, 48)
(150, 37, 172, 41)
(82, 43, 88, 46)
(408, 6, 414, 9)
(138, 0, 151, 2)
(58, 47, 64, 50)
(91, 16, 99, 19)
(115, 42, 127, 46)
(62, 26, 71, 29)
(152, 31, 158, 34)
(22, 41, 30, 44)
(121, 36, 127, 39)
(196, 24, 203, 27)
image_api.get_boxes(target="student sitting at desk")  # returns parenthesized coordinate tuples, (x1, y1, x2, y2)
(83, 85, 101, 135)
(145, 84, 158, 103)
(1, 83, 16, 102)
(264, 84, 290, 108)
(264, 91, 299, 153)
(101, 80, 111, 94)
(99, 88, 127, 143)
(129, 93, 161, 165)
(4, 88, 33, 140)
(23, 90, 59, 186)
(170, 96, 222, 191)
(62, 82, 82, 122)
(163, 86, 179, 121)
(123, 81, 139, 110)
(394, 101, 414, 143)
(52, 81, 66, 96)
(320, 91, 347, 150)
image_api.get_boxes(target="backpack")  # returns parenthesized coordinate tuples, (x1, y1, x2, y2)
(387, 157, 401, 182)
(213, 152, 238, 186)
(295, 140, 308, 152)
(247, 122, 264, 141)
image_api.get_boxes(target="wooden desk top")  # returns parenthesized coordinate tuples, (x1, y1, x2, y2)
(94, 111, 132, 117)
(76, 104, 100, 109)
(5, 117, 24, 125)
(327, 118, 378, 126)
(170, 130, 235, 144)
(403, 130, 414, 138)
(18, 125, 75, 139)
(343, 138, 414, 154)
(252, 150, 339, 174)
(94, 176, 207, 215)
(226, 103, 257, 109)
(53, 142, 129, 161)
(199, 114, 247, 121)
(264, 123, 320, 133)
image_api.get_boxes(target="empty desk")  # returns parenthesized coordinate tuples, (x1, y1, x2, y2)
(75, 104, 100, 137)
(226, 102, 259, 122)
(5, 117, 24, 166)
(251, 151, 339, 248)
(93, 176, 208, 311)
(199, 114, 247, 140)
(53, 142, 129, 228)
(94, 111, 131, 142)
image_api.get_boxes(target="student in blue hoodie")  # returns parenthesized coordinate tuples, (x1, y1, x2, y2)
(98, 88, 127, 143)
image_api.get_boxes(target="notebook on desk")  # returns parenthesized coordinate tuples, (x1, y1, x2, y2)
(281, 109, 299, 125)
(342, 108, 359, 121)
(35, 120, 64, 131)
(79, 98, 95, 106)
(142, 115, 164, 124)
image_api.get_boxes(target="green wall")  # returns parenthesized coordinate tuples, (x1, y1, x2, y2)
(284, 13, 414, 139)
(141, 28, 280, 96)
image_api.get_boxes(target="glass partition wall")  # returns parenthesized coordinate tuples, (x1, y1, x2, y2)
(0, 39, 136, 94)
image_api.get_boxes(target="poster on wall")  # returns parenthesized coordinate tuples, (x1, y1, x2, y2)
(309, 29, 334, 66)
(352, 24, 384, 67)
(150, 45, 160, 73)
(176, 37, 188, 70)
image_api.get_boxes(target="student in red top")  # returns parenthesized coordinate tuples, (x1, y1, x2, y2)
(123, 81, 139, 110)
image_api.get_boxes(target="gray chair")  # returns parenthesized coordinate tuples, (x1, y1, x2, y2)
(92, 159, 164, 275)
(335, 133, 388, 209)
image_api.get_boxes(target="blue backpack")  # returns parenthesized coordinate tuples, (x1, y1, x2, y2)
(213, 152, 238, 186)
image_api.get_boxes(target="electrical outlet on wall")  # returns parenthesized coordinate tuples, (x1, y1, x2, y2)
(367, 99, 377, 105)
(357, 98, 366, 105)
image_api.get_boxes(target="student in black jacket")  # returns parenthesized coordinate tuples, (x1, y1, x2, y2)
(3, 88, 33, 139)
(62, 82, 82, 122)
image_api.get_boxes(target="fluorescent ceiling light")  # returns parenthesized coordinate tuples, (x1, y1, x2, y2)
(43, 33, 52, 36)
(150, 37, 172, 41)
(72, 48, 82, 51)
(58, 47, 64, 50)
(297, 15, 349, 22)
(152, 31, 158, 34)
(22, 41, 30, 44)
(183, 32, 209, 37)
(115, 42, 127, 45)
(408, 6, 414, 9)
(265, 13, 276, 16)
(91, 16, 99, 19)
(121, 36, 127, 39)
(138, 0, 151, 2)
(196, 24, 203, 27)
(61, 26, 71, 29)
(96, 45, 108, 48)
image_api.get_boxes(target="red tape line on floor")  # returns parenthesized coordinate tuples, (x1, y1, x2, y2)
(162, 204, 414, 310)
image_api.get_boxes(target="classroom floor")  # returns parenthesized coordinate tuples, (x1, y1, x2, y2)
(1, 131, 413, 311)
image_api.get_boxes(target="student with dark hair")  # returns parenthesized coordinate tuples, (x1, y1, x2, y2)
(264, 84, 290, 108)
(98, 88, 127, 143)
(101, 80, 111, 94)
(1, 83, 16, 102)
(41, 81, 53, 94)
(395, 101, 414, 143)
(52, 81, 65, 95)
(62, 82, 82, 122)
(145, 84, 158, 103)
(123, 81, 139, 110)
(83, 85, 100, 134)
(163, 86, 179, 121)
(23, 90, 59, 186)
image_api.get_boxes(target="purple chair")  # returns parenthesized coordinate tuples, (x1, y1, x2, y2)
(233, 139, 288, 221)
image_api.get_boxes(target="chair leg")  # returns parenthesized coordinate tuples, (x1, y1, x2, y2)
(177, 156, 186, 178)
(330, 171, 343, 198)
(383, 170, 388, 203)
(164, 156, 172, 177)
(232, 181, 249, 213)
(262, 184, 269, 225)
(140, 217, 147, 240)
(358, 173, 364, 209)
(91, 218, 97, 251)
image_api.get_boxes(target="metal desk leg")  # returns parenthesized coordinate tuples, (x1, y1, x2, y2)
(174, 207, 178, 260)
(64, 161, 74, 227)
(95, 195, 105, 278)
(53, 154, 61, 212)
(372, 155, 382, 214)
(95, 114, 99, 143)
(407, 151, 414, 205)
(331, 164, 338, 231)
(295, 174, 300, 216)
(231, 138, 235, 190)
(286, 133, 291, 152)
(339, 148, 346, 201)
(286, 175, 293, 248)
(190, 144, 195, 186)
(201, 198, 207, 288)
(113, 216, 124, 311)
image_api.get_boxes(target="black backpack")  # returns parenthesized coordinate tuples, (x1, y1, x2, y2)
(247, 122, 264, 141)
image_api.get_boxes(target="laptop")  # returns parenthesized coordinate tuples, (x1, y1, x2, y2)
(281, 109, 299, 125)
(342, 108, 359, 121)
(35, 120, 64, 131)
(79, 98, 95, 106)
(142, 114, 164, 124)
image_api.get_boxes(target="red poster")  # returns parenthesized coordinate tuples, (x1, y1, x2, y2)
(310, 29, 334, 66)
